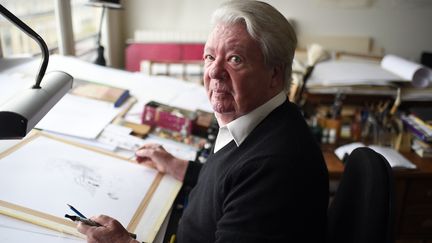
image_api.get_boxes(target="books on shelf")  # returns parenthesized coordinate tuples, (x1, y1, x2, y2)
(71, 83, 130, 107)
(411, 138, 432, 158)
(334, 142, 417, 169)
(401, 114, 432, 143)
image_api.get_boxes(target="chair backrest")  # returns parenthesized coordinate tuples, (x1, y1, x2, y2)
(327, 147, 395, 243)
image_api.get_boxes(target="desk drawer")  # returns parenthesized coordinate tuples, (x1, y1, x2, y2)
(406, 180, 432, 203)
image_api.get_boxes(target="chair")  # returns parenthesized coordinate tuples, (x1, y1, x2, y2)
(327, 147, 395, 243)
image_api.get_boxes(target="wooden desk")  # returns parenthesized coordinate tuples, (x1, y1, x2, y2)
(324, 146, 432, 241)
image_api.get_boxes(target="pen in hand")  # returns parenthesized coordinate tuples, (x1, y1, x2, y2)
(65, 214, 137, 239)
(66, 204, 138, 240)
(65, 214, 101, 227)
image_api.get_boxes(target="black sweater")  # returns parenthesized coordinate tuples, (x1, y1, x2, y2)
(177, 101, 329, 243)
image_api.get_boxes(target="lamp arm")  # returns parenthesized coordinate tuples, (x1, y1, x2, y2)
(96, 6, 106, 46)
(0, 4, 49, 89)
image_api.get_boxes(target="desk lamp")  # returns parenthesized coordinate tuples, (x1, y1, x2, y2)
(87, 0, 122, 66)
(0, 4, 73, 139)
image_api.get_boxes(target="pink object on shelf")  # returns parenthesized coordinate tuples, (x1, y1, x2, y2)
(125, 43, 204, 72)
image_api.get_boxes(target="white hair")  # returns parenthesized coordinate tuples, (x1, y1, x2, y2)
(211, 0, 297, 90)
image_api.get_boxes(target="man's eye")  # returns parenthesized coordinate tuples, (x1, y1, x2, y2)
(229, 56, 241, 64)
(204, 54, 215, 61)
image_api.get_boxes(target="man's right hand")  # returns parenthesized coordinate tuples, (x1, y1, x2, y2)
(77, 215, 138, 243)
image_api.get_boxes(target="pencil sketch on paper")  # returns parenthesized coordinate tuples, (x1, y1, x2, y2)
(0, 133, 159, 228)
(47, 158, 120, 200)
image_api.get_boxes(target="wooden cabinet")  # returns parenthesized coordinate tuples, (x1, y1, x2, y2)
(325, 149, 432, 240)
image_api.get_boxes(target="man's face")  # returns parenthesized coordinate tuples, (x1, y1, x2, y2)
(203, 23, 278, 124)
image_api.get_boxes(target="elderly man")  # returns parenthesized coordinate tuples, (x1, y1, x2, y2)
(77, 1, 328, 242)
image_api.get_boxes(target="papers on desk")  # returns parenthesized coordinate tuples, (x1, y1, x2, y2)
(143, 134, 199, 161)
(1, 55, 197, 243)
(307, 54, 432, 88)
(0, 214, 83, 242)
(96, 124, 198, 161)
(97, 124, 145, 151)
(4, 55, 213, 124)
(35, 94, 121, 139)
(335, 142, 417, 169)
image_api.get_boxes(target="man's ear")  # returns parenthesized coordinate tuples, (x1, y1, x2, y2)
(270, 65, 283, 88)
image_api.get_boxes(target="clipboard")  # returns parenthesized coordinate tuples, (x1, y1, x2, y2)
(0, 131, 181, 242)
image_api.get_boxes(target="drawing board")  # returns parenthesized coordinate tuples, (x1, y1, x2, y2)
(0, 131, 163, 241)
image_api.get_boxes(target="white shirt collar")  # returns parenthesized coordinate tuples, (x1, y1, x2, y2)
(213, 91, 286, 153)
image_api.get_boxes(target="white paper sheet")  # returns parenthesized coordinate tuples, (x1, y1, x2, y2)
(334, 142, 417, 169)
(35, 94, 121, 139)
(0, 134, 158, 227)
(308, 60, 401, 87)
(143, 134, 198, 161)
(308, 54, 432, 88)
(381, 54, 432, 88)
(0, 214, 83, 243)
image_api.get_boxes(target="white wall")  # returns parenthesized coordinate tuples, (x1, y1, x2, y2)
(121, 0, 432, 62)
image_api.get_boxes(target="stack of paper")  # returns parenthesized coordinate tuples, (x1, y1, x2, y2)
(35, 94, 121, 139)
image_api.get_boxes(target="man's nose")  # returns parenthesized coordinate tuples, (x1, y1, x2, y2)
(209, 60, 228, 81)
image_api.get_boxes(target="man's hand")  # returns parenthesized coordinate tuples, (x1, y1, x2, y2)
(77, 215, 138, 243)
(135, 143, 189, 181)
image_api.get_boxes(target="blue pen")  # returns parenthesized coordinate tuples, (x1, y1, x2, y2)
(67, 204, 87, 218)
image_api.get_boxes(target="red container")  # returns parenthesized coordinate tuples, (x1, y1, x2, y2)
(141, 101, 195, 135)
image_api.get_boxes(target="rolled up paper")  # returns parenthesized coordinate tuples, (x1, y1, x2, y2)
(381, 54, 432, 88)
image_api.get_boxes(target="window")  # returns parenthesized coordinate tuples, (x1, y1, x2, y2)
(71, 0, 100, 61)
(0, 0, 100, 62)
(0, 0, 57, 57)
